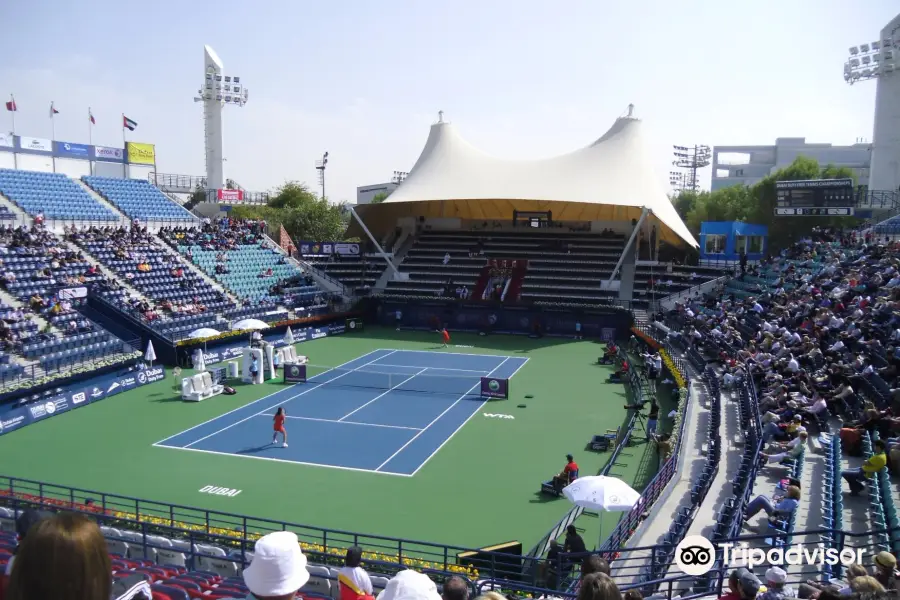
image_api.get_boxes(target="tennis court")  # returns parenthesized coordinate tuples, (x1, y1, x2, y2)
(154, 349, 528, 476)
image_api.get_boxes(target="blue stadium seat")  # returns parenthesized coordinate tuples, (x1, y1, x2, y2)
(0, 169, 119, 220)
(83, 176, 198, 223)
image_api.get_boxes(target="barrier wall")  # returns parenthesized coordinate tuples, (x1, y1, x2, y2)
(191, 322, 346, 367)
(0, 366, 166, 437)
(379, 300, 632, 340)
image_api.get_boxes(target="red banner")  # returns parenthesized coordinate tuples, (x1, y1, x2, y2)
(217, 189, 244, 202)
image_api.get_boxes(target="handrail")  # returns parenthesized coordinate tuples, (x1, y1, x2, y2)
(262, 233, 349, 297)
(655, 274, 730, 311)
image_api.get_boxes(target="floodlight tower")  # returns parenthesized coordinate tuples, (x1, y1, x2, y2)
(316, 152, 329, 200)
(194, 45, 248, 191)
(392, 171, 409, 185)
(671, 145, 711, 192)
(843, 13, 900, 192)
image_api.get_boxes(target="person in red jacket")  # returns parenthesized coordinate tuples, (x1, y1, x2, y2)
(441, 327, 451, 348)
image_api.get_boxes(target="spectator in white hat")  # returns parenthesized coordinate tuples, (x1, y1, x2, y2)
(759, 566, 793, 600)
(377, 570, 441, 600)
(243, 531, 310, 600)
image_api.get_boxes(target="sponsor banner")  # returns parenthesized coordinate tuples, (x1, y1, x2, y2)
(0, 133, 13, 149)
(345, 317, 364, 332)
(59, 286, 88, 300)
(217, 189, 244, 202)
(309, 327, 328, 340)
(298, 241, 361, 256)
(94, 145, 125, 162)
(334, 242, 360, 256)
(284, 363, 307, 384)
(18, 136, 52, 153)
(0, 366, 166, 437)
(198, 324, 347, 366)
(55, 141, 91, 159)
(126, 141, 155, 165)
(480, 377, 509, 399)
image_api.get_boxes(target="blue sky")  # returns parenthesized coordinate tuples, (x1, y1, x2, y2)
(0, 0, 896, 203)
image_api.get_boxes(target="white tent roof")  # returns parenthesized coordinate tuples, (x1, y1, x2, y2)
(377, 115, 697, 247)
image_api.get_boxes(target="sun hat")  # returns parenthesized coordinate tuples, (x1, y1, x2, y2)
(242, 531, 310, 597)
(376, 570, 441, 600)
(875, 551, 897, 569)
(765, 566, 787, 584)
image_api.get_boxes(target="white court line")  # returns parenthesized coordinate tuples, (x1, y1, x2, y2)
(337, 367, 428, 422)
(261, 413, 423, 431)
(382, 348, 514, 360)
(364, 363, 490, 374)
(408, 356, 530, 476)
(180, 351, 398, 449)
(151, 444, 412, 477)
(154, 348, 389, 445)
(374, 357, 511, 472)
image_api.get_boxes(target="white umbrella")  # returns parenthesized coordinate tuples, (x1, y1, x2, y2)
(283, 327, 295, 345)
(144, 340, 156, 366)
(232, 318, 269, 331)
(563, 476, 641, 546)
(189, 327, 221, 339)
(192, 348, 207, 373)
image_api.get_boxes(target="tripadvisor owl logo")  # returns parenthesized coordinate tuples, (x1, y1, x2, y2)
(488, 379, 500, 392)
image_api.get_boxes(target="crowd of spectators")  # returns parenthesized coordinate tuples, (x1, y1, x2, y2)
(159, 217, 267, 252)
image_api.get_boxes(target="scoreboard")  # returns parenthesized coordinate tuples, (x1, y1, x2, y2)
(775, 178, 855, 216)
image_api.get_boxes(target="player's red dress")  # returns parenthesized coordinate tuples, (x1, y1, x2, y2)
(274, 412, 286, 434)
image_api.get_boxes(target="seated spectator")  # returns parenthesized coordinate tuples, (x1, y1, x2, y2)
(842, 439, 887, 495)
(743, 485, 800, 522)
(440, 576, 468, 600)
(581, 554, 611, 579)
(720, 568, 761, 600)
(552, 455, 579, 492)
(6, 512, 111, 600)
(578, 572, 622, 600)
(379, 570, 441, 600)
(760, 431, 808, 465)
(759, 566, 793, 600)
(338, 546, 373, 600)
(242, 531, 310, 600)
(872, 551, 899, 591)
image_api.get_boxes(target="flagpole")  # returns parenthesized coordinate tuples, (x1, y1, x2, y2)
(88, 107, 92, 145)
(9, 95, 14, 135)
(122, 113, 127, 178)
(50, 101, 56, 173)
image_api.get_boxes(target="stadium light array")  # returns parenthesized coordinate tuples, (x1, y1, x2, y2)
(671, 145, 711, 193)
(196, 71, 249, 106)
(316, 151, 329, 200)
(845, 37, 896, 83)
(392, 171, 409, 185)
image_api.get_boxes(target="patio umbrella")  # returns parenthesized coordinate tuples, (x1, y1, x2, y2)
(189, 327, 221, 339)
(144, 340, 156, 366)
(563, 476, 641, 545)
(283, 327, 295, 345)
(232, 318, 269, 331)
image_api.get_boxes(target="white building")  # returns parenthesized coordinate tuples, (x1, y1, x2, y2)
(710, 138, 871, 191)
(867, 12, 900, 193)
(356, 182, 398, 205)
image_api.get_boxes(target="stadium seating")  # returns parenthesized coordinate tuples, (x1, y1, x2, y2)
(305, 256, 386, 294)
(185, 244, 306, 302)
(83, 176, 197, 223)
(0, 169, 119, 221)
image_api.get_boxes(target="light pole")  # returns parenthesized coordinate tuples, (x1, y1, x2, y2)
(392, 171, 408, 185)
(194, 45, 248, 191)
(671, 145, 711, 192)
(316, 151, 329, 200)
(843, 18, 900, 192)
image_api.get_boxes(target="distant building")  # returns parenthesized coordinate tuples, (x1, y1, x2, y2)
(356, 182, 398, 205)
(711, 138, 870, 191)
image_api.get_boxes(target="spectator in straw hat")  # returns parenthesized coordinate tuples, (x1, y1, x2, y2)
(872, 551, 899, 591)
(243, 531, 310, 600)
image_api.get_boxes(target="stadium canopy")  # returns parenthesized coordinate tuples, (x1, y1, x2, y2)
(352, 114, 699, 248)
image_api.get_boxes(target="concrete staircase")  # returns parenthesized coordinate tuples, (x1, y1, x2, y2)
(76, 180, 129, 226)
(0, 191, 33, 227)
(155, 241, 241, 305)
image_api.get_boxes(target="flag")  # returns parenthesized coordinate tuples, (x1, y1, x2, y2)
(123, 115, 137, 131)
(279, 224, 296, 255)
(50, 102, 59, 117)
(89, 110, 95, 125)
(4, 98, 15, 112)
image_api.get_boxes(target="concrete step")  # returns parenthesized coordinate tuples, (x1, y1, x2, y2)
(0, 191, 33, 227)
(75, 180, 129, 225)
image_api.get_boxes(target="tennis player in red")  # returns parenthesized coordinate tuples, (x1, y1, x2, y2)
(272, 407, 288, 448)
(441, 327, 451, 347)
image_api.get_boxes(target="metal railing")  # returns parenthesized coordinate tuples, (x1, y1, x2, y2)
(149, 172, 207, 192)
(655, 274, 730, 311)
(0, 336, 141, 393)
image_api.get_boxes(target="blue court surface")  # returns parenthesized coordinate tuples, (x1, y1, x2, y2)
(154, 349, 528, 476)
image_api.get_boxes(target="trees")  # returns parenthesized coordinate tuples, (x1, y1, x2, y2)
(370, 192, 389, 204)
(229, 181, 348, 242)
(681, 157, 856, 253)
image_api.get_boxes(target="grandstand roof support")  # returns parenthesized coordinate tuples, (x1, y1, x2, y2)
(348, 206, 400, 278)
(608, 207, 648, 285)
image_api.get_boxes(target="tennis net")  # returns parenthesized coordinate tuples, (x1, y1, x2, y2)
(302, 363, 486, 397)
